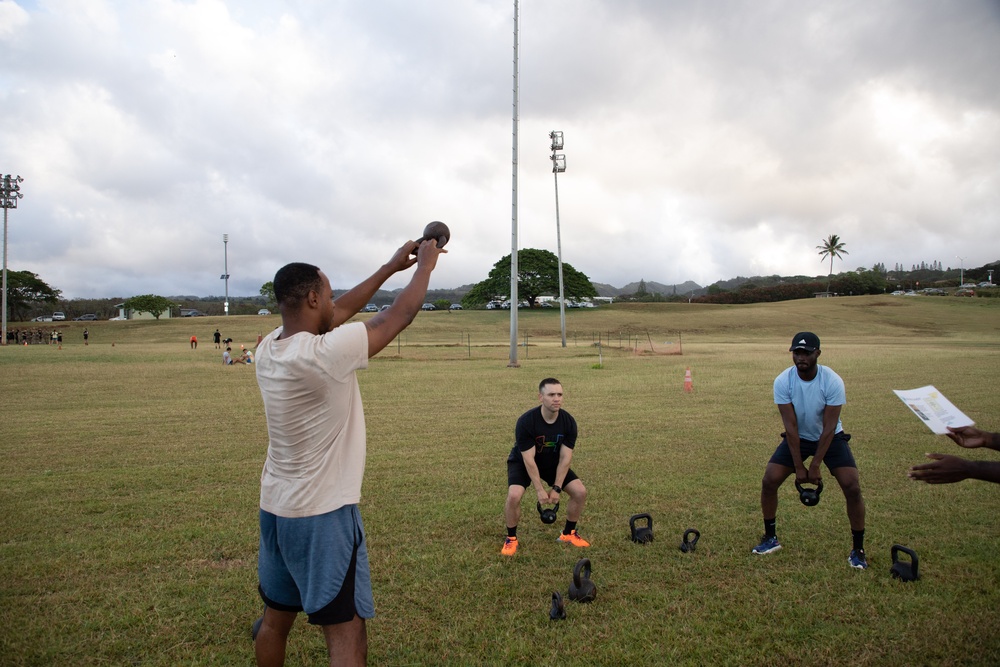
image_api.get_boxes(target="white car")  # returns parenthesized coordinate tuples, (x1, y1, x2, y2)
(891, 290, 905, 296)
(258, 309, 271, 315)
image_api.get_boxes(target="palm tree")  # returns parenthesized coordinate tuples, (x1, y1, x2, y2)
(817, 234, 849, 293)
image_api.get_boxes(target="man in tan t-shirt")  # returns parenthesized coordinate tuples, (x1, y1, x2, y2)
(253, 237, 444, 667)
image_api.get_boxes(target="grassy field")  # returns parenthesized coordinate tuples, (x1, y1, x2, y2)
(1, 295, 999, 665)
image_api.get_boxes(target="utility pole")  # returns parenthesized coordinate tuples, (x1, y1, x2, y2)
(2, 174, 24, 346)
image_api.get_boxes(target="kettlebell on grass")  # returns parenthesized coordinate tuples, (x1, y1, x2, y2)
(568, 558, 597, 603)
(890, 545, 919, 582)
(680, 528, 701, 553)
(537, 501, 559, 524)
(549, 591, 567, 620)
(796, 479, 824, 506)
(629, 513, 654, 544)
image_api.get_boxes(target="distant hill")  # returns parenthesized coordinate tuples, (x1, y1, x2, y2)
(593, 280, 703, 297)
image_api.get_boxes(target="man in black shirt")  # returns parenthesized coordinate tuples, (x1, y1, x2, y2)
(501, 378, 590, 556)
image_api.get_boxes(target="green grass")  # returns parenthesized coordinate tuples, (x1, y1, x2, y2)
(1, 295, 999, 665)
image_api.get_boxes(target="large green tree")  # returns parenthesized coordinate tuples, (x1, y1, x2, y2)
(462, 248, 597, 309)
(816, 234, 849, 293)
(260, 281, 275, 306)
(123, 294, 175, 319)
(4, 270, 61, 321)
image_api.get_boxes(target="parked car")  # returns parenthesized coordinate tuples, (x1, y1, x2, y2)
(421, 303, 436, 311)
(52, 312, 66, 321)
(257, 309, 271, 315)
(380, 305, 391, 312)
(449, 303, 463, 310)
(954, 289, 975, 297)
(108, 316, 126, 321)
(73, 314, 98, 321)
(978, 282, 995, 288)
(363, 303, 379, 313)
(182, 310, 207, 317)
(923, 288, 946, 295)
(890, 290, 906, 296)
(32, 316, 54, 322)
(486, 301, 502, 310)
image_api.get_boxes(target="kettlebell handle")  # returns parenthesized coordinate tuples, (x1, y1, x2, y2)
(573, 558, 592, 586)
(629, 513, 652, 531)
(795, 479, 824, 493)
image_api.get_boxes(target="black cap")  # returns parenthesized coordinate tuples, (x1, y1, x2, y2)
(789, 332, 820, 352)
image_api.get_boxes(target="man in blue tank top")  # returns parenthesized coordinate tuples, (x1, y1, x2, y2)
(752, 332, 868, 570)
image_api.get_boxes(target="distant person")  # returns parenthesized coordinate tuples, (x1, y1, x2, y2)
(752, 332, 868, 570)
(223, 346, 235, 365)
(83, 328, 89, 346)
(190, 335, 198, 350)
(251, 236, 444, 666)
(908, 425, 1000, 484)
(501, 378, 590, 556)
(51, 330, 58, 345)
(214, 329, 222, 349)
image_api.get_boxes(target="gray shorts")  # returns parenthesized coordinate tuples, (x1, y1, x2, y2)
(258, 504, 375, 625)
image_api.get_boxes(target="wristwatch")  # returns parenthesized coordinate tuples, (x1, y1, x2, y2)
(552, 485, 562, 494)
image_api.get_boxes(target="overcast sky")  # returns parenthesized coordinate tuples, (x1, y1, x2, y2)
(2, 0, 999, 299)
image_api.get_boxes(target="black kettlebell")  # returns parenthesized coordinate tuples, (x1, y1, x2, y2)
(890, 545, 919, 582)
(680, 528, 701, 553)
(568, 558, 597, 603)
(549, 591, 566, 620)
(796, 479, 824, 506)
(629, 513, 654, 544)
(537, 501, 559, 524)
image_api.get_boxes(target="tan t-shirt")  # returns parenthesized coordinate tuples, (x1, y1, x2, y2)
(255, 322, 369, 518)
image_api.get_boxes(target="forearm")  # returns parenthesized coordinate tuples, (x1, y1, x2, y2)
(554, 451, 572, 489)
(388, 264, 433, 322)
(968, 460, 1000, 483)
(986, 432, 1000, 453)
(334, 263, 396, 322)
(521, 455, 547, 494)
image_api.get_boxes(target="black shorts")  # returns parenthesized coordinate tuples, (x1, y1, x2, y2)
(768, 432, 856, 470)
(507, 459, 579, 488)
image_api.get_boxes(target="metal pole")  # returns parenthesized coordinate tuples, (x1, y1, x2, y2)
(956, 255, 965, 287)
(1, 175, 24, 346)
(2, 206, 7, 345)
(224, 233, 230, 315)
(553, 157, 566, 347)
(508, 0, 520, 367)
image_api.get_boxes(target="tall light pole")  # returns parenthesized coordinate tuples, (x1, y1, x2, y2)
(221, 233, 230, 316)
(550, 131, 567, 347)
(508, 0, 520, 367)
(2, 174, 24, 346)
(956, 255, 966, 287)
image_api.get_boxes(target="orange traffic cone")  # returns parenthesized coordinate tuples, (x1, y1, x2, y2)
(684, 367, 693, 393)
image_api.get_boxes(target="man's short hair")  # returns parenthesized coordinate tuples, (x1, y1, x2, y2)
(274, 263, 322, 308)
(539, 377, 561, 393)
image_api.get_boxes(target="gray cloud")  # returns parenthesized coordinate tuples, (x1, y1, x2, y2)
(1, 0, 997, 299)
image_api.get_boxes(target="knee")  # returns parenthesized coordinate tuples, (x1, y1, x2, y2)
(839, 478, 862, 502)
(761, 473, 783, 493)
(568, 481, 587, 502)
(505, 487, 524, 506)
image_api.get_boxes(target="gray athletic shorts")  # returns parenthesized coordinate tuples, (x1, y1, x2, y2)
(258, 504, 375, 625)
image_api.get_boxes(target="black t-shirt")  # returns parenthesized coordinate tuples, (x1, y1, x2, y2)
(507, 406, 577, 473)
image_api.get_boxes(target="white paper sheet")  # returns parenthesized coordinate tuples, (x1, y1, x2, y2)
(893, 385, 975, 435)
